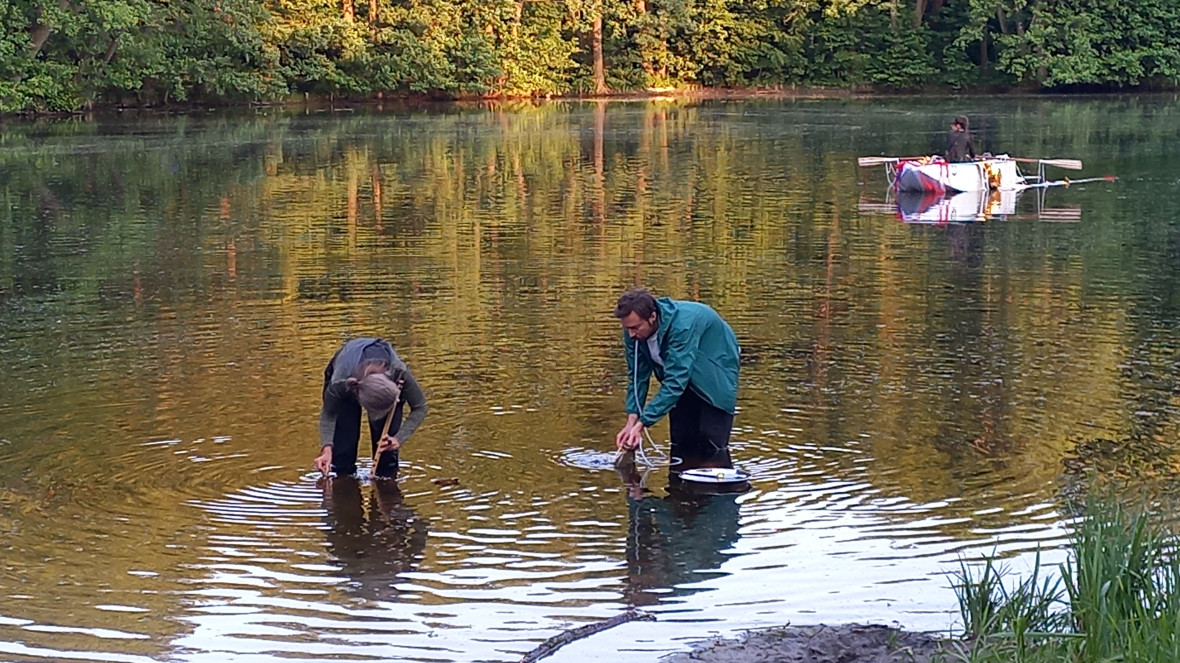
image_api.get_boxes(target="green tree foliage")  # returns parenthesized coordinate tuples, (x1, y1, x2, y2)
(153, 0, 284, 102)
(0, 0, 1176, 112)
(995, 0, 1180, 86)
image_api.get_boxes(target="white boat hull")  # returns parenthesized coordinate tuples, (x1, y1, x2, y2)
(896, 190, 1018, 224)
(895, 157, 1023, 193)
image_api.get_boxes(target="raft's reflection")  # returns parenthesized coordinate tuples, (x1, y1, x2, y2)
(616, 453, 745, 606)
(321, 477, 429, 601)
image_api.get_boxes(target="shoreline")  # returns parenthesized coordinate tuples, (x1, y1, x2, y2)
(665, 623, 961, 663)
(11, 84, 1178, 121)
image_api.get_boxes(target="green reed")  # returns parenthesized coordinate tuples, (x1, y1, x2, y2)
(951, 498, 1180, 663)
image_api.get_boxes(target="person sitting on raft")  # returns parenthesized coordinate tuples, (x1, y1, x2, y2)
(945, 115, 977, 163)
(313, 337, 429, 479)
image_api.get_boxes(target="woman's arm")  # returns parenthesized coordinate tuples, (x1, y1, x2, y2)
(395, 372, 429, 442)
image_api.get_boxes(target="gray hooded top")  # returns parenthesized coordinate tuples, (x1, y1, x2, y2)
(318, 337, 429, 449)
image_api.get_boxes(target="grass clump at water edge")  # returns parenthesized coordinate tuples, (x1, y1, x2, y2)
(950, 498, 1180, 663)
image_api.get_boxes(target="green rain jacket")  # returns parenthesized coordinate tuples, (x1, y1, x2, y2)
(623, 297, 740, 428)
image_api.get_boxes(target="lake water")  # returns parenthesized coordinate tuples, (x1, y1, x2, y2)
(0, 95, 1178, 662)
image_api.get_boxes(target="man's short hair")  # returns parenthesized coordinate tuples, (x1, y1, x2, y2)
(614, 288, 658, 319)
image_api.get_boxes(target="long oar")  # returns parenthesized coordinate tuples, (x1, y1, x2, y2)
(1020, 175, 1117, 190)
(1012, 157, 1083, 170)
(372, 403, 398, 467)
(858, 155, 925, 167)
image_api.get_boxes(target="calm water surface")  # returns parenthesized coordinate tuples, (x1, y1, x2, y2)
(1, 96, 1179, 662)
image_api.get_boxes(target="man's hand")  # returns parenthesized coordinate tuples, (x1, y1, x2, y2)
(615, 415, 640, 450)
(314, 447, 333, 476)
(623, 424, 644, 450)
(616, 421, 644, 451)
(614, 425, 630, 450)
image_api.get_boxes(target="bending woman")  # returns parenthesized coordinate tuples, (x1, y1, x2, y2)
(314, 337, 429, 478)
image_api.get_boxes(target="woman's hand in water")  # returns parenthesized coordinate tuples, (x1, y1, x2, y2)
(376, 435, 401, 454)
(314, 447, 333, 476)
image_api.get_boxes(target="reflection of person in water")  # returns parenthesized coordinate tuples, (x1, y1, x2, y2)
(619, 481, 743, 606)
(615, 440, 746, 606)
(321, 477, 429, 601)
(945, 221, 986, 269)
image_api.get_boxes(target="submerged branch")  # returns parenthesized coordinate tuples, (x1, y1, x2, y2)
(519, 609, 655, 663)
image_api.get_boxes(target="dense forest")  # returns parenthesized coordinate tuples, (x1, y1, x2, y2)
(1, 0, 1178, 112)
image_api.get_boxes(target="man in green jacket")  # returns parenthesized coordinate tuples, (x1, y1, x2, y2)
(613, 289, 740, 465)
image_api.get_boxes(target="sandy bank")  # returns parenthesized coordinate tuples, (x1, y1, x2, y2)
(663, 624, 959, 663)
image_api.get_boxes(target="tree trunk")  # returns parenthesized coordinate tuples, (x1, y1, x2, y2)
(636, 0, 652, 82)
(103, 35, 118, 64)
(912, 0, 926, 28)
(1015, 19, 1047, 84)
(591, 3, 607, 94)
(29, 21, 51, 56)
(368, 0, 378, 25)
(28, 0, 72, 58)
(979, 34, 988, 75)
(343, 0, 354, 21)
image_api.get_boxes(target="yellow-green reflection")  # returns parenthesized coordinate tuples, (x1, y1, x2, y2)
(0, 96, 1177, 661)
